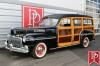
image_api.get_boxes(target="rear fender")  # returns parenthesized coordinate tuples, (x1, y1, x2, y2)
(80, 30, 94, 41)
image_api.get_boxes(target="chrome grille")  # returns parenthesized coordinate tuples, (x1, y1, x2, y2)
(7, 36, 23, 48)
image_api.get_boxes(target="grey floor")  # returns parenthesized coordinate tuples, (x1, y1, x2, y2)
(0, 35, 100, 66)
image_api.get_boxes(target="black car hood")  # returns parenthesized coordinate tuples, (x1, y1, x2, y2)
(11, 27, 57, 36)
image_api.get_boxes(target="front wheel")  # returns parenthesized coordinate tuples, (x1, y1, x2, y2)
(80, 36, 90, 48)
(30, 42, 47, 59)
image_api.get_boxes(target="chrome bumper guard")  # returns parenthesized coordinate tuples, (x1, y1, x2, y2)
(5, 41, 29, 53)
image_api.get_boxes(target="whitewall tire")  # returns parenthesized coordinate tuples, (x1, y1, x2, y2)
(31, 42, 47, 59)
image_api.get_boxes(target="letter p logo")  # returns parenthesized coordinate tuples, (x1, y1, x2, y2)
(22, 5, 44, 28)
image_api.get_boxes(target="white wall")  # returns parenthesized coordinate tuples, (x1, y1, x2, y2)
(0, 3, 22, 47)
(21, 0, 86, 11)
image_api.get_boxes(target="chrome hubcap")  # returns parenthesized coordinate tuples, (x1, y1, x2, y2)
(35, 43, 47, 58)
(83, 37, 89, 47)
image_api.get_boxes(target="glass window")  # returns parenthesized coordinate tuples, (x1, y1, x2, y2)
(91, 0, 97, 2)
(74, 19, 81, 26)
(83, 19, 93, 26)
(99, 0, 100, 3)
(60, 18, 71, 26)
(88, 20, 93, 24)
(84, 20, 88, 24)
(86, 0, 89, 5)
(40, 18, 58, 27)
(91, 0, 94, 1)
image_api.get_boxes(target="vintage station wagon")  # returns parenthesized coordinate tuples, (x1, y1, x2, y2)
(5, 14, 95, 58)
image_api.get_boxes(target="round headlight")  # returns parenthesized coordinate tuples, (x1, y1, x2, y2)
(23, 36, 26, 42)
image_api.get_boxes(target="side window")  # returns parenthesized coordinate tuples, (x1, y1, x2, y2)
(83, 19, 93, 26)
(74, 19, 81, 26)
(60, 18, 71, 26)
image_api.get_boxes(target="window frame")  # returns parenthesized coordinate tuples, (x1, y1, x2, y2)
(83, 18, 93, 26)
(59, 18, 71, 26)
(73, 18, 82, 26)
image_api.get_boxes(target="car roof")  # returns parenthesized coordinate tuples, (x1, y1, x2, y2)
(44, 14, 92, 19)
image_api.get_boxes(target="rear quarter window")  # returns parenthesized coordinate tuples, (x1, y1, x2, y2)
(83, 19, 93, 26)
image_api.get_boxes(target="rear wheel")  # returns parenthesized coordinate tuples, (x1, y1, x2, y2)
(80, 36, 90, 48)
(31, 42, 47, 59)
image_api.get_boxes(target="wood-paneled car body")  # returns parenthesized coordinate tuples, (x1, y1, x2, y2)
(5, 14, 95, 58)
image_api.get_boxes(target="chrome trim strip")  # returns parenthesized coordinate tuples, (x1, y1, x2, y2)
(35, 37, 57, 40)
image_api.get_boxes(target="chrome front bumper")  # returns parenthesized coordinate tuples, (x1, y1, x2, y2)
(5, 41, 29, 53)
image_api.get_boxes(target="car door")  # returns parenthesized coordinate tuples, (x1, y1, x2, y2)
(57, 18, 72, 47)
(72, 18, 82, 44)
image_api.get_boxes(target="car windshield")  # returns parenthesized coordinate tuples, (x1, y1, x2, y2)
(40, 18, 58, 27)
